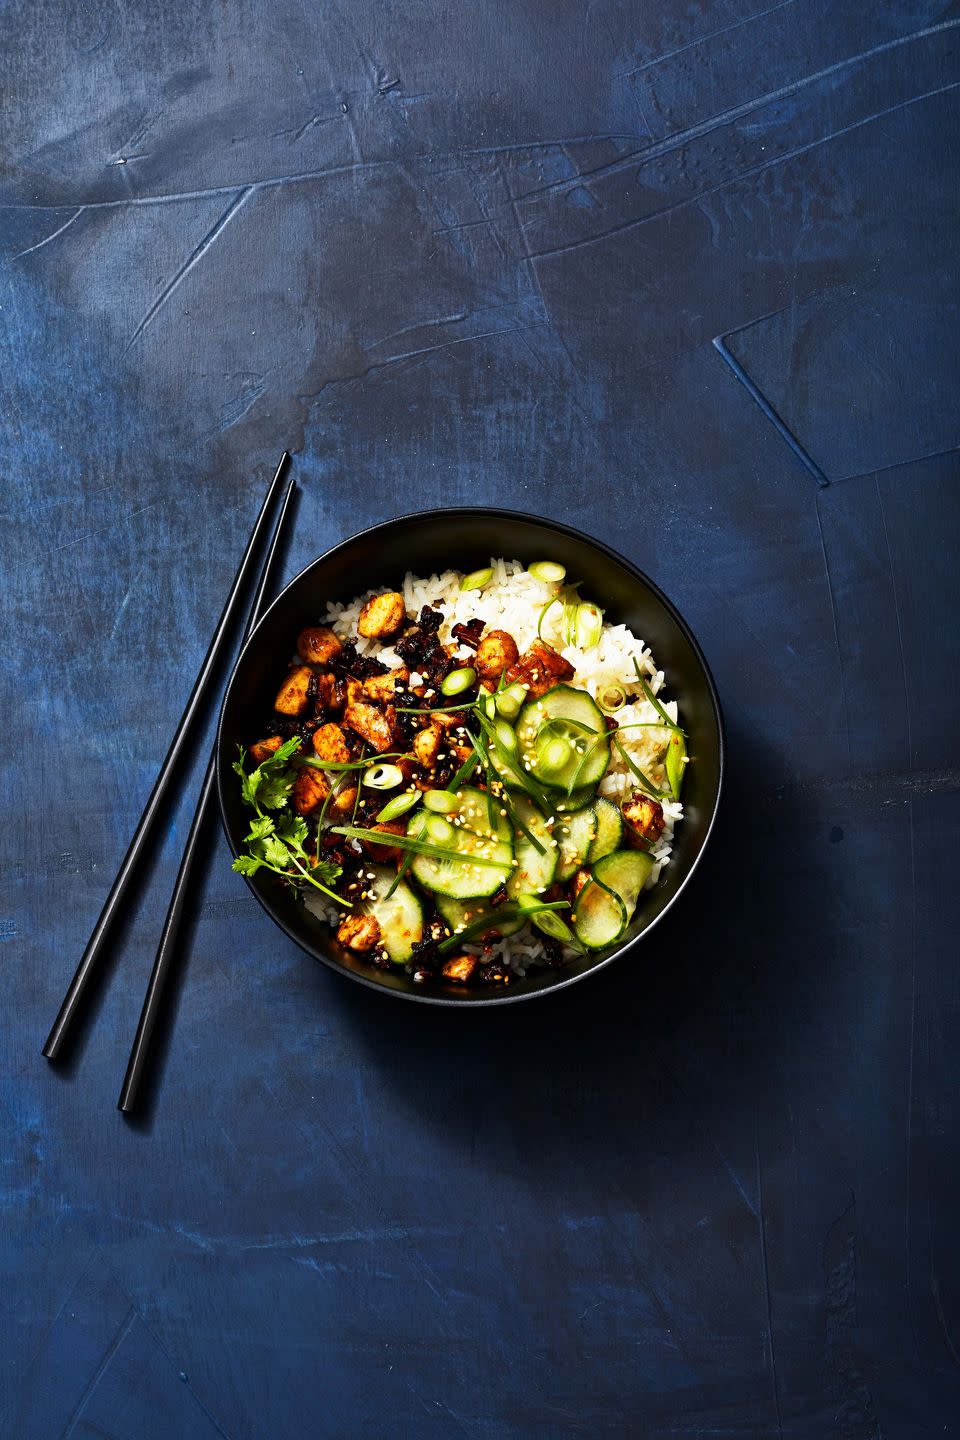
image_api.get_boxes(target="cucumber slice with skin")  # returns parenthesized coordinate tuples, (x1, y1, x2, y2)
(410, 787, 513, 899)
(506, 795, 559, 900)
(592, 849, 654, 920)
(435, 893, 524, 940)
(517, 685, 610, 795)
(572, 877, 627, 950)
(555, 805, 598, 881)
(589, 796, 624, 862)
(364, 864, 425, 964)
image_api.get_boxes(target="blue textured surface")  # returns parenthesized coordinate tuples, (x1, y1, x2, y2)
(2, 2, 959, 1435)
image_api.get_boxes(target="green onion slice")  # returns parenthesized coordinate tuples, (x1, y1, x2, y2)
(332, 825, 507, 868)
(362, 763, 404, 790)
(597, 682, 626, 714)
(441, 667, 477, 697)
(423, 789, 458, 813)
(529, 561, 566, 584)
(665, 731, 687, 799)
(376, 790, 422, 822)
(496, 682, 526, 720)
(460, 567, 494, 592)
(574, 602, 603, 650)
(437, 899, 569, 953)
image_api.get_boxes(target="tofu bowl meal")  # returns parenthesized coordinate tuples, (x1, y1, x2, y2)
(216, 509, 723, 1005)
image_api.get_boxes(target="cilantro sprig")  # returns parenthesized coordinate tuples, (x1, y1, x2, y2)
(232, 739, 347, 903)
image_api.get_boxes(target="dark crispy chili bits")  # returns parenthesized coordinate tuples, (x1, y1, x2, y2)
(451, 618, 485, 650)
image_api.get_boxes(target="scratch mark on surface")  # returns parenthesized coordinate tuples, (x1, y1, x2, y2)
(617, 0, 797, 77)
(714, 335, 829, 485)
(14, 208, 84, 259)
(755, 1118, 783, 1440)
(528, 18, 960, 204)
(931, 1269, 960, 1372)
(813, 494, 851, 759)
(106, 564, 145, 650)
(125, 187, 252, 349)
(292, 110, 343, 142)
(528, 80, 960, 262)
(58, 1306, 136, 1439)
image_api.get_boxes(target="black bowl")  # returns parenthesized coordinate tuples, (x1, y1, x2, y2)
(217, 508, 724, 1006)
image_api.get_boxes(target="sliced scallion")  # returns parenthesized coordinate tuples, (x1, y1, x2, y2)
(376, 790, 422, 822)
(495, 720, 518, 752)
(331, 825, 507, 868)
(441, 666, 477, 697)
(665, 731, 687, 799)
(529, 561, 566, 584)
(574, 602, 603, 650)
(362, 763, 404, 791)
(597, 682, 626, 714)
(460, 566, 494, 592)
(496, 682, 526, 720)
(423, 789, 458, 813)
(437, 899, 569, 953)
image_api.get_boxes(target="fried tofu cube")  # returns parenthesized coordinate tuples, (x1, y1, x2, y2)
(505, 639, 575, 699)
(337, 914, 381, 952)
(621, 792, 665, 845)
(297, 626, 343, 664)
(343, 699, 395, 752)
(412, 724, 442, 767)
(442, 954, 478, 984)
(313, 672, 342, 714)
(274, 665, 314, 716)
(363, 821, 406, 863)
(358, 591, 406, 639)
(362, 666, 410, 703)
(291, 767, 329, 815)
(329, 785, 359, 819)
(312, 722, 352, 765)
(249, 736, 283, 764)
(475, 629, 520, 688)
(345, 678, 364, 708)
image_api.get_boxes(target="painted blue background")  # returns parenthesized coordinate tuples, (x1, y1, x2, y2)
(2, 1, 959, 1435)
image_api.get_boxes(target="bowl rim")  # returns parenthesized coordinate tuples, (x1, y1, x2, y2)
(216, 503, 725, 1007)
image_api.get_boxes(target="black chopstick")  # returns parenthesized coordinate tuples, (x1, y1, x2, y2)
(42, 453, 290, 1062)
(117, 476, 297, 1113)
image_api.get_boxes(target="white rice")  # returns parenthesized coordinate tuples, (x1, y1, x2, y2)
(308, 559, 685, 976)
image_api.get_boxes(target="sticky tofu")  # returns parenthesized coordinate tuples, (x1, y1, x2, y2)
(475, 629, 519, 687)
(362, 666, 409, 703)
(274, 665, 314, 715)
(291, 767, 329, 815)
(621, 792, 666, 844)
(358, 591, 406, 639)
(297, 626, 343, 664)
(412, 724, 442, 767)
(337, 914, 381, 952)
(442, 955, 478, 984)
(343, 699, 395, 752)
(328, 785, 359, 819)
(249, 736, 283, 764)
(312, 722, 352, 765)
(362, 822, 406, 863)
(505, 639, 575, 699)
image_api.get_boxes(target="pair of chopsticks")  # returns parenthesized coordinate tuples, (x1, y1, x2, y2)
(42, 452, 296, 1113)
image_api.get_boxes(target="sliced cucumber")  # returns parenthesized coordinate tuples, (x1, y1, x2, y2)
(572, 878, 627, 950)
(435, 893, 524, 940)
(555, 805, 597, 881)
(592, 849, 654, 921)
(589, 796, 623, 862)
(516, 684, 610, 796)
(409, 787, 513, 899)
(365, 864, 424, 964)
(506, 795, 558, 900)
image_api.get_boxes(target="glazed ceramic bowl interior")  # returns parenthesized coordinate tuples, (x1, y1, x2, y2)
(217, 509, 723, 1005)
